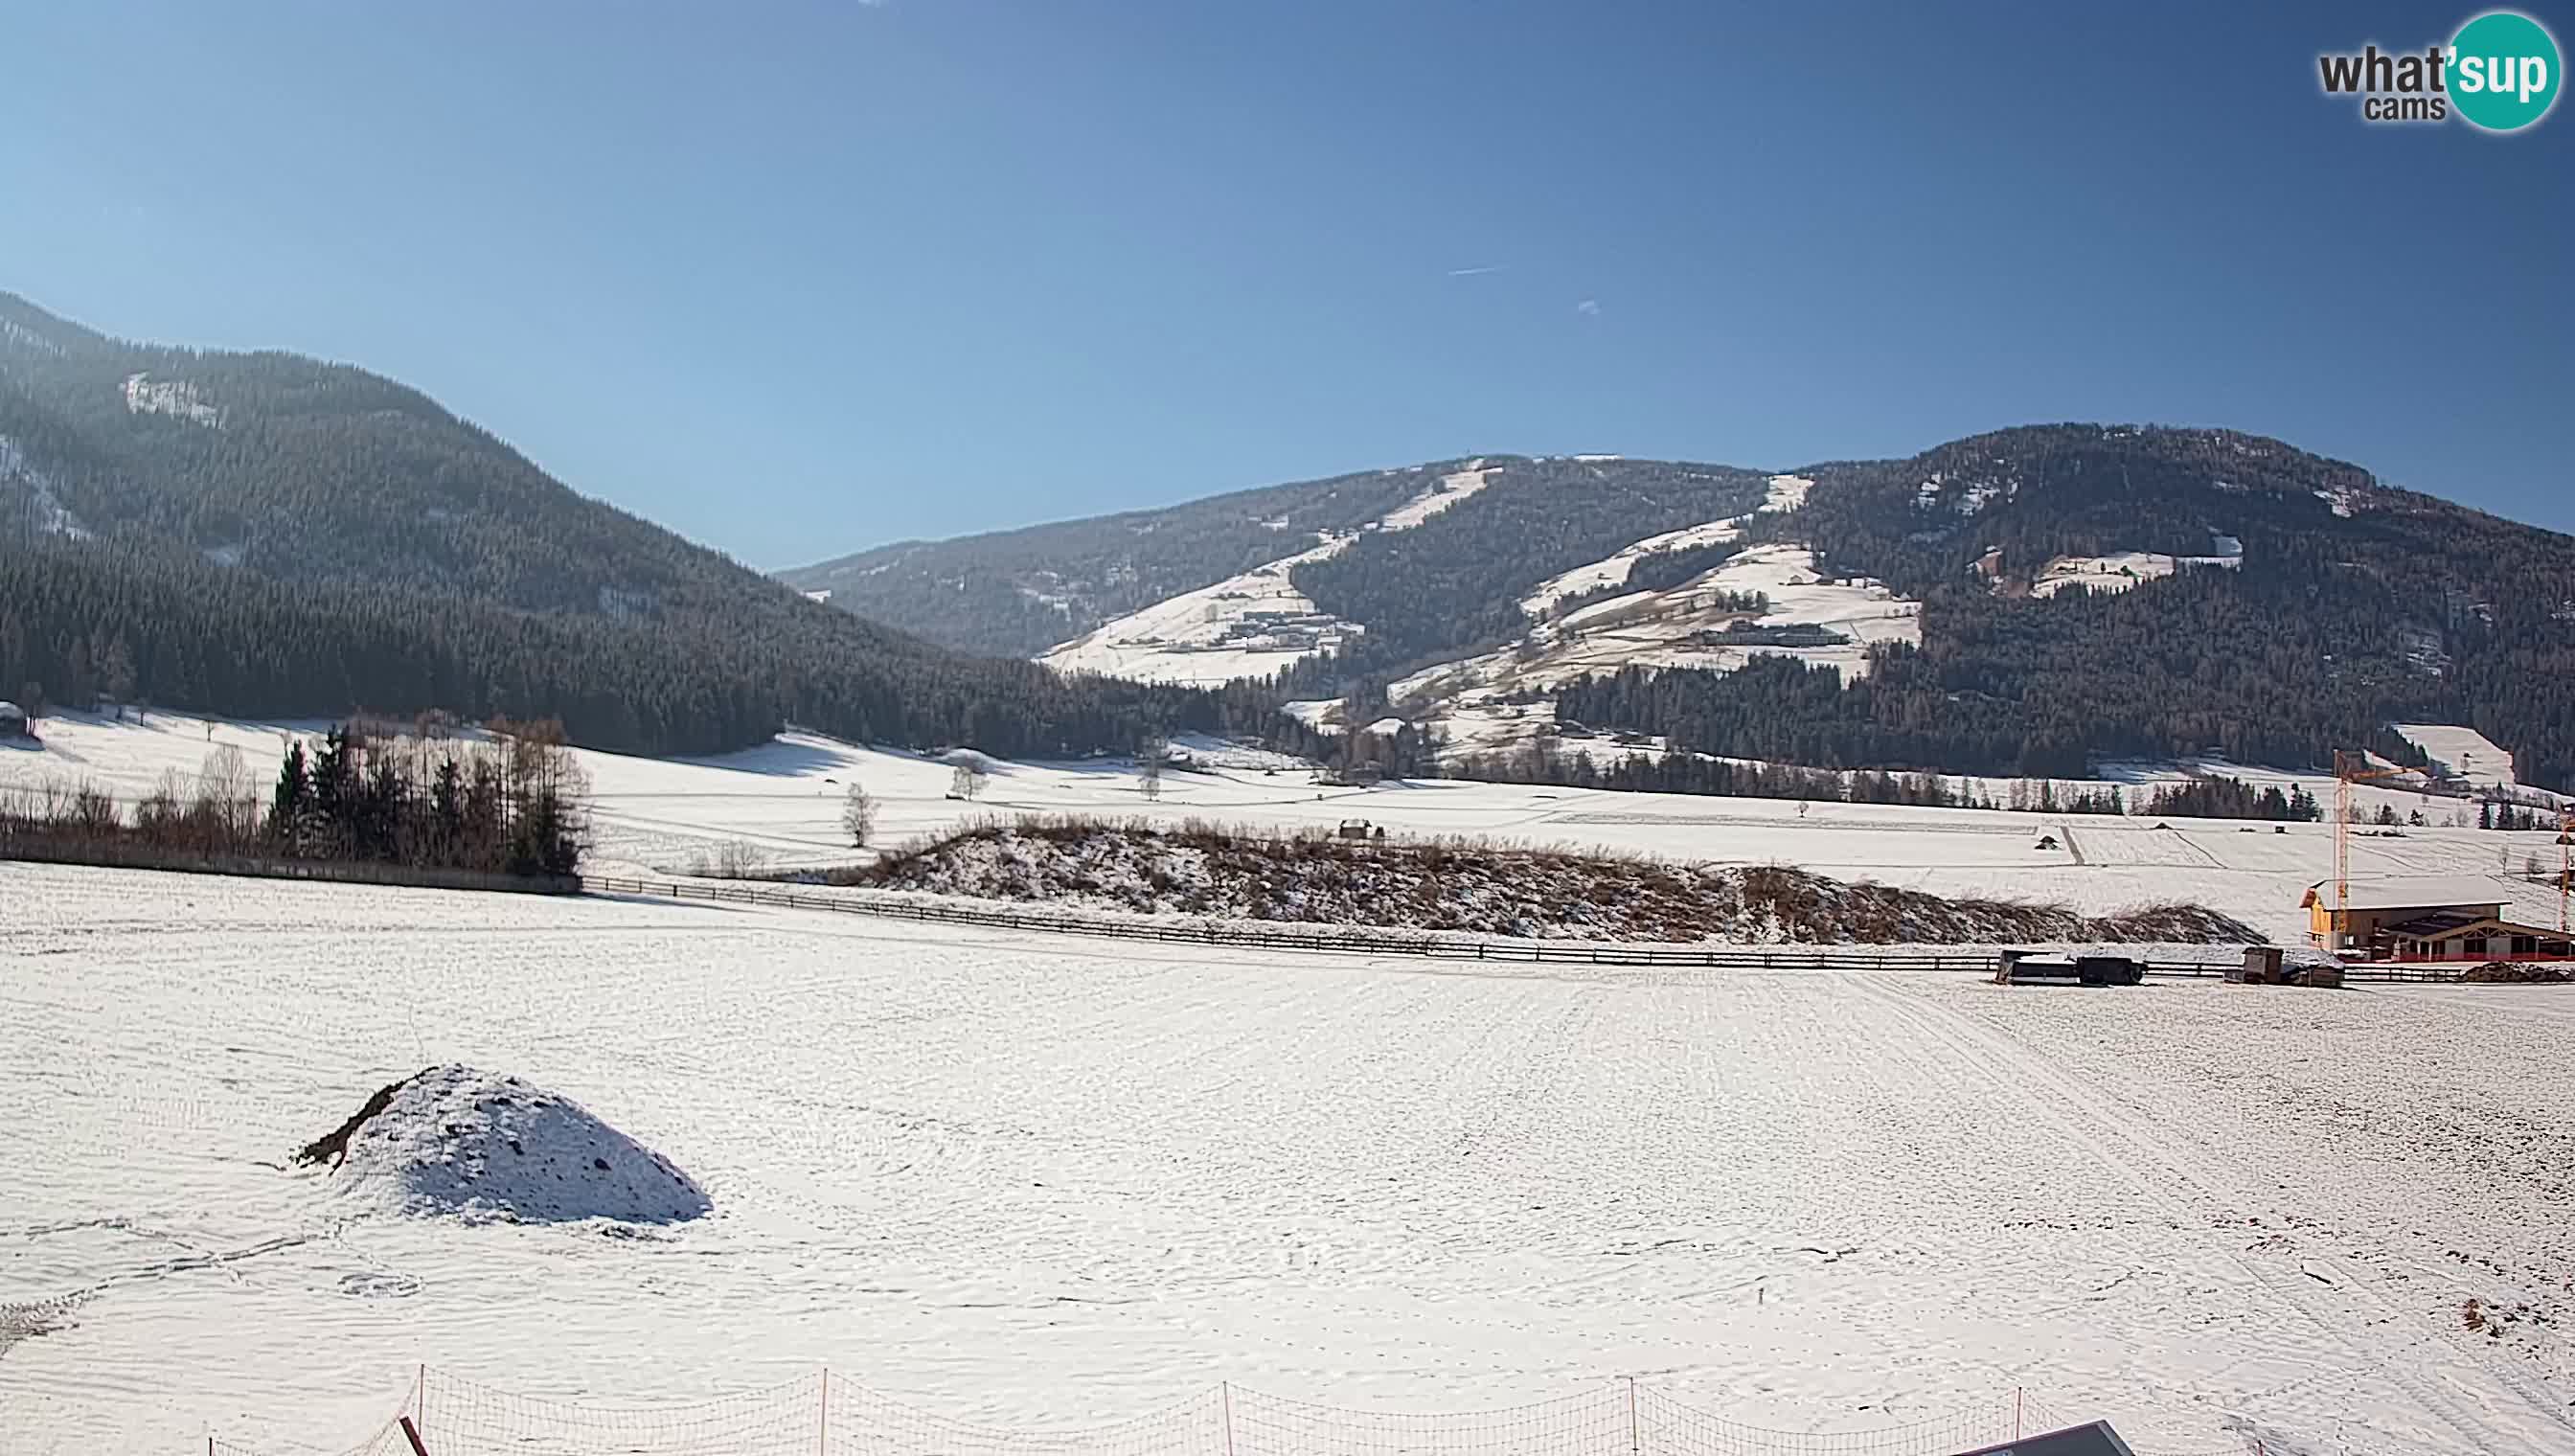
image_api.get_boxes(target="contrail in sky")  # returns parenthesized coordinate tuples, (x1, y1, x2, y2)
(1447, 265, 1506, 277)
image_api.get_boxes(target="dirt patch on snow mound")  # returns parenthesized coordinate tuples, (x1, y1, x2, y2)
(848, 818, 2261, 944)
(2463, 961, 2573, 984)
(300, 1066, 711, 1225)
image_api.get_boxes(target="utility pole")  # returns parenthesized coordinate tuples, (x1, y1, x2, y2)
(2561, 805, 2571, 938)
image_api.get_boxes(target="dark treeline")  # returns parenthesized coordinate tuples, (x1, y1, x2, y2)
(2480, 800, 2559, 831)
(267, 720, 585, 875)
(1556, 607, 2454, 782)
(0, 718, 590, 876)
(0, 538, 1268, 761)
(1447, 735, 2131, 814)
(2138, 775, 2324, 821)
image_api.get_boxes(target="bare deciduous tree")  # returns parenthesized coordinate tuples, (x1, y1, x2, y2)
(841, 781, 878, 846)
(197, 743, 256, 845)
(1138, 738, 1167, 802)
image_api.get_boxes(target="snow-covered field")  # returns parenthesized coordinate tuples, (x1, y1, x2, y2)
(9, 863, 2575, 1456)
(2026, 538, 2245, 599)
(2392, 723, 2533, 795)
(7, 711, 2567, 944)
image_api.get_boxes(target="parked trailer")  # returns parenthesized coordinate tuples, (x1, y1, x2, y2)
(1996, 951, 2144, 987)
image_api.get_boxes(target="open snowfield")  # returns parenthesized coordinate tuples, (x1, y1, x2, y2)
(2027, 540, 2245, 600)
(8, 864, 2575, 1456)
(2393, 724, 2531, 794)
(6, 711, 2567, 944)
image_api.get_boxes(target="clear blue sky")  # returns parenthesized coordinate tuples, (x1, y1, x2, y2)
(5, 1, 2568, 567)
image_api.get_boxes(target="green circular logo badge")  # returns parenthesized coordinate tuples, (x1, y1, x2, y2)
(2450, 11, 2562, 131)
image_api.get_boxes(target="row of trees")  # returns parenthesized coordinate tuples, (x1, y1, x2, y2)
(1, 718, 589, 877)
(1447, 734, 2140, 814)
(0, 540, 1268, 760)
(2137, 777, 2326, 822)
(2481, 801, 2562, 831)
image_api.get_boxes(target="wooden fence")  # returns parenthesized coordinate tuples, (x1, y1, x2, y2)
(579, 876, 2462, 981)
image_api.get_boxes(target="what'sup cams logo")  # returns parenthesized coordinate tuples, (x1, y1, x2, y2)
(2318, 10, 2562, 130)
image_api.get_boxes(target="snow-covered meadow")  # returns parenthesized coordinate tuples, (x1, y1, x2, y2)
(7, 711, 2564, 945)
(7, 864, 2575, 1456)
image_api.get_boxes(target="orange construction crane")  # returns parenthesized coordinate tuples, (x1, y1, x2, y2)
(2332, 750, 2419, 941)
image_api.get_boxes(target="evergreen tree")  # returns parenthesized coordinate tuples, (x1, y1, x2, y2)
(270, 742, 311, 852)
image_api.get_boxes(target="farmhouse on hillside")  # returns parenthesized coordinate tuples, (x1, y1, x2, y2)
(2302, 876, 2570, 961)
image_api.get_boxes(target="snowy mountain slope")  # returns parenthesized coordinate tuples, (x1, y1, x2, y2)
(0, 431, 91, 540)
(1392, 542, 1923, 754)
(1371, 474, 1930, 752)
(786, 457, 1774, 665)
(779, 463, 1443, 658)
(0, 289, 1219, 760)
(1517, 513, 1748, 616)
(2391, 723, 2551, 798)
(1515, 473, 1810, 616)
(1038, 466, 1496, 686)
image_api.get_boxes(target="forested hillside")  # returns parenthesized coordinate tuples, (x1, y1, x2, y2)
(14, 284, 2564, 787)
(780, 466, 1439, 656)
(1645, 425, 2575, 787)
(1285, 458, 1771, 671)
(0, 292, 1239, 756)
(788, 422, 2575, 792)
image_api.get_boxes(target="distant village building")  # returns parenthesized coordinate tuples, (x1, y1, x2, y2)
(2302, 876, 2569, 960)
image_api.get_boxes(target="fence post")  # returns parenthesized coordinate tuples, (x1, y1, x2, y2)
(399, 1418, 430, 1456)
(1220, 1381, 1237, 1456)
(1625, 1376, 1640, 1456)
(2013, 1387, 2022, 1440)
(817, 1365, 830, 1456)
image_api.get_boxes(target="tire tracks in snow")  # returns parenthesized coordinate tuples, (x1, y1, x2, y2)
(1847, 975, 2573, 1454)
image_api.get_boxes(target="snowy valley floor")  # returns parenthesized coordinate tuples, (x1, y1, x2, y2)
(7, 865, 2575, 1456)
(8, 710, 2571, 945)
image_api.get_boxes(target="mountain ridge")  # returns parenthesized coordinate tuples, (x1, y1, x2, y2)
(0, 290, 1242, 757)
(786, 426, 2575, 791)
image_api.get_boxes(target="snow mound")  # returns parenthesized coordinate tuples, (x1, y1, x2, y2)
(300, 1066, 710, 1225)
